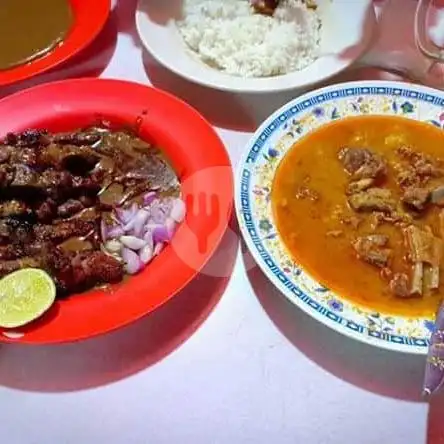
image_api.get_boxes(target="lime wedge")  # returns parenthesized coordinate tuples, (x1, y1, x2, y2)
(0, 268, 56, 328)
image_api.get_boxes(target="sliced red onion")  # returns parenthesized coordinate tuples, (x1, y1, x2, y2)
(123, 218, 136, 233)
(120, 235, 147, 251)
(170, 198, 186, 223)
(133, 209, 150, 238)
(152, 225, 173, 244)
(150, 200, 172, 224)
(139, 244, 154, 264)
(153, 242, 164, 256)
(143, 230, 154, 250)
(143, 191, 157, 206)
(122, 247, 143, 274)
(165, 217, 176, 234)
(117, 204, 138, 224)
(105, 239, 122, 254)
(108, 225, 125, 239)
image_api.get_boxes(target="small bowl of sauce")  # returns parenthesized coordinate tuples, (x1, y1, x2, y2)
(0, 0, 73, 70)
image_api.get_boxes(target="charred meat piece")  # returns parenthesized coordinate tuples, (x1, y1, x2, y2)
(0, 146, 12, 164)
(38, 144, 100, 172)
(348, 188, 396, 213)
(34, 219, 95, 243)
(39, 170, 73, 189)
(37, 171, 100, 199)
(0, 244, 24, 260)
(43, 246, 74, 293)
(7, 148, 39, 168)
(4, 129, 51, 148)
(71, 175, 101, 192)
(0, 164, 15, 188)
(402, 187, 430, 212)
(10, 164, 38, 188)
(4, 218, 34, 244)
(57, 199, 85, 218)
(34, 199, 57, 222)
(353, 234, 391, 268)
(79, 251, 124, 284)
(338, 147, 387, 181)
(0, 217, 35, 244)
(45, 247, 123, 295)
(0, 257, 42, 278)
(0, 200, 30, 218)
(52, 132, 102, 146)
(251, 0, 279, 15)
(0, 240, 52, 261)
(389, 273, 411, 298)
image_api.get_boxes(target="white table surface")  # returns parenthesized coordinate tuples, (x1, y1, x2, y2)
(1, 1, 443, 443)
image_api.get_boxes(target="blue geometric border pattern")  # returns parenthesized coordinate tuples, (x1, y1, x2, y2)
(240, 85, 441, 350)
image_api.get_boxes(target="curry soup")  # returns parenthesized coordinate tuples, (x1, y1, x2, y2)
(0, 0, 73, 70)
(272, 115, 444, 317)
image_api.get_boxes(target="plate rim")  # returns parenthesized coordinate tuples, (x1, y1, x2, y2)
(0, 77, 233, 344)
(135, 0, 376, 94)
(235, 79, 444, 355)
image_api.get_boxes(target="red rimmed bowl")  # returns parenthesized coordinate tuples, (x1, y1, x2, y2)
(0, 78, 233, 343)
(0, 0, 110, 86)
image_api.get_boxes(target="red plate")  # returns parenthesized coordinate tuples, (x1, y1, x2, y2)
(0, 0, 110, 86)
(0, 78, 233, 343)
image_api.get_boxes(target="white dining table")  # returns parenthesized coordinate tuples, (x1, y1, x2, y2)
(1, 0, 443, 443)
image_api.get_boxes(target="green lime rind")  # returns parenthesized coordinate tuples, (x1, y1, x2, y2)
(0, 268, 56, 328)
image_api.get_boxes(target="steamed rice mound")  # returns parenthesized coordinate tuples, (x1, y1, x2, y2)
(176, 0, 322, 78)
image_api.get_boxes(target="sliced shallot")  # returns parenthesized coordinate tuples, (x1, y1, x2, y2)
(120, 235, 147, 251)
(133, 209, 150, 238)
(108, 225, 125, 239)
(153, 242, 164, 256)
(100, 219, 108, 242)
(105, 239, 122, 254)
(139, 244, 154, 264)
(152, 225, 173, 244)
(143, 191, 157, 206)
(122, 247, 143, 274)
(170, 198, 186, 223)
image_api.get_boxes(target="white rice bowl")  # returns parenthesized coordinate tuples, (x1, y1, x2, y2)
(176, 0, 321, 78)
(135, 0, 376, 93)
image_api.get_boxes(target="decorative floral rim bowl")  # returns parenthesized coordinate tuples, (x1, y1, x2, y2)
(235, 80, 444, 355)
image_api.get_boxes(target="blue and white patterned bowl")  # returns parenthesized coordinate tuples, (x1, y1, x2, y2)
(235, 80, 444, 355)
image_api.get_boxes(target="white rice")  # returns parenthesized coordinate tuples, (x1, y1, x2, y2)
(176, 0, 321, 78)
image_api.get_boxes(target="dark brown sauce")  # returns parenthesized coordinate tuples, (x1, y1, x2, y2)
(60, 237, 93, 253)
(0, 0, 73, 70)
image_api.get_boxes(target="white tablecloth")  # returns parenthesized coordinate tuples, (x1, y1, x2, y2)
(0, 1, 442, 443)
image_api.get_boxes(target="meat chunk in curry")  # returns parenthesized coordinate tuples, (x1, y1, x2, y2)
(353, 234, 391, 268)
(272, 115, 444, 317)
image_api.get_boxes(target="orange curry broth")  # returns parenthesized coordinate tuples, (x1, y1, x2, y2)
(271, 115, 444, 317)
